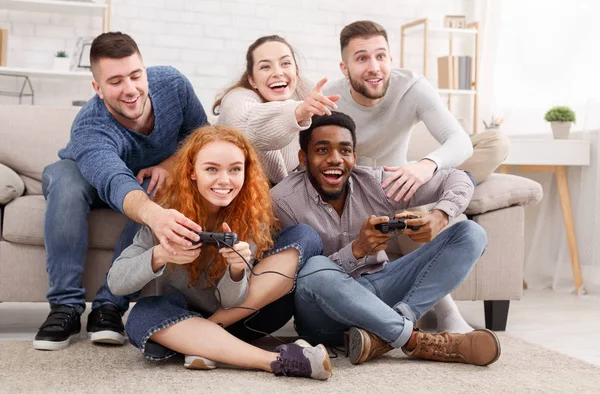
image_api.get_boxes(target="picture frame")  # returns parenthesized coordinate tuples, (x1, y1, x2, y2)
(444, 15, 467, 29)
(70, 37, 94, 71)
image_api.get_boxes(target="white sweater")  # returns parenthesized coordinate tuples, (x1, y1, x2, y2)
(323, 69, 473, 169)
(216, 88, 310, 184)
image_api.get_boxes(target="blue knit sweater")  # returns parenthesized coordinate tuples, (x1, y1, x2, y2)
(59, 66, 208, 213)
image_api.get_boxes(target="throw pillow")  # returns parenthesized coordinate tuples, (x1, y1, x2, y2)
(0, 163, 25, 204)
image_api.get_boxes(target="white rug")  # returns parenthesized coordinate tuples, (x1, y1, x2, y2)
(1, 334, 599, 393)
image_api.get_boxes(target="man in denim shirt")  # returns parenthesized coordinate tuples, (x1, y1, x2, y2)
(271, 112, 501, 366)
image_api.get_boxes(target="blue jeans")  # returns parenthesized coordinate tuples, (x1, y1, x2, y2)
(294, 220, 487, 348)
(125, 223, 323, 360)
(42, 159, 144, 315)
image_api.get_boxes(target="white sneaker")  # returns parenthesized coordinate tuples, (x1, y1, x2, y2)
(184, 355, 218, 370)
(294, 339, 312, 347)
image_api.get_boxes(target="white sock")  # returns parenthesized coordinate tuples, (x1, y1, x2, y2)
(433, 295, 473, 334)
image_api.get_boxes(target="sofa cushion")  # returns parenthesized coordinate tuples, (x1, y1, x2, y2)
(465, 173, 543, 215)
(22, 175, 43, 196)
(2, 195, 129, 249)
(0, 164, 25, 204)
(0, 105, 80, 181)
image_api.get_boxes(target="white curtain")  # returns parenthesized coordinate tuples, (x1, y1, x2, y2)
(474, 0, 600, 293)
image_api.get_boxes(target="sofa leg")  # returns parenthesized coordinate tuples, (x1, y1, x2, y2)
(484, 300, 510, 331)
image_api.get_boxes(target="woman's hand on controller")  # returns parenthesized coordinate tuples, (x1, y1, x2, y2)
(295, 78, 341, 123)
(220, 223, 251, 281)
(151, 240, 201, 272)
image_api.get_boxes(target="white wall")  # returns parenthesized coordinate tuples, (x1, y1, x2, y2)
(0, 0, 471, 112)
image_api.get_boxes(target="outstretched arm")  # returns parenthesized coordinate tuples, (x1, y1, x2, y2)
(123, 190, 201, 254)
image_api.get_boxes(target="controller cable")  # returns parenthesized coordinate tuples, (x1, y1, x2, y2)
(201, 223, 407, 348)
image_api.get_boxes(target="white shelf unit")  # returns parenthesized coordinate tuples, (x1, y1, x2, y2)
(0, 0, 111, 103)
(0, 0, 108, 17)
(401, 18, 480, 133)
(403, 25, 478, 36)
(0, 66, 92, 78)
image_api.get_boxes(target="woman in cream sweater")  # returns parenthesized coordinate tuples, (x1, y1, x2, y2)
(213, 35, 340, 184)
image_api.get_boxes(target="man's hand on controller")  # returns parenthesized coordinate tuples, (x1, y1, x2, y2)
(396, 210, 448, 243)
(382, 159, 437, 202)
(351, 215, 392, 259)
(136, 165, 170, 196)
(145, 204, 202, 254)
(219, 223, 251, 281)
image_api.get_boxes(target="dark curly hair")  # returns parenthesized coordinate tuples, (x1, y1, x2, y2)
(299, 111, 357, 152)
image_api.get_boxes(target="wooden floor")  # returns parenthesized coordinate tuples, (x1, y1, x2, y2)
(1, 289, 599, 366)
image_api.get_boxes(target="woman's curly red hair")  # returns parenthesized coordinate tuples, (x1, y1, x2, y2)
(156, 125, 278, 285)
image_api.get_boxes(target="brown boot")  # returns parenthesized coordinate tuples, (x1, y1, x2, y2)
(346, 327, 393, 365)
(403, 328, 501, 366)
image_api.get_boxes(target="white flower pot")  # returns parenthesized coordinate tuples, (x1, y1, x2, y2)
(551, 121, 572, 139)
(53, 57, 71, 71)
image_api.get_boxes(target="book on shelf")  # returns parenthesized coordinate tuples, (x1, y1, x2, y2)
(437, 55, 472, 90)
(0, 28, 8, 67)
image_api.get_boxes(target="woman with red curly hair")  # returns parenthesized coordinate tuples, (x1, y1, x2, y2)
(107, 125, 331, 380)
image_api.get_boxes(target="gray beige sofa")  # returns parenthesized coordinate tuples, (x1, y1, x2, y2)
(0, 105, 543, 330)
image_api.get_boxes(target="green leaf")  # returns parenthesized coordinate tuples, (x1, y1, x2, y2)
(544, 106, 576, 123)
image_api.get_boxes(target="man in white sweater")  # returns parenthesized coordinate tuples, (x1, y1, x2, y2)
(323, 20, 509, 333)
(324, 21, 508, 200)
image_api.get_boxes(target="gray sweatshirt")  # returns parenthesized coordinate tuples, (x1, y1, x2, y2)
(107, 225, 251, 313)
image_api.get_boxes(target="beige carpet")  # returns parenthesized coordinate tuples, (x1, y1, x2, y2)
(1, 334, 599, 393)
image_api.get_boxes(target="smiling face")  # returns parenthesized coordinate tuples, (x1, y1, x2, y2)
(91, 54, 150, 123)
(299, 125, 357, 201)
(190, 140, 246, 214)
(340, 35, 392, 107)
(248, 41, 298, 102)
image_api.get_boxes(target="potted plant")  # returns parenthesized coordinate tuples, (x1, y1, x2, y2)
(53, 50, 70, 71)
(544, 106, 576, 139)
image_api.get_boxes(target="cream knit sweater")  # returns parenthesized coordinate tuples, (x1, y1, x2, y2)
(216, 88, 310, 184)
(324, 69, 472, 169)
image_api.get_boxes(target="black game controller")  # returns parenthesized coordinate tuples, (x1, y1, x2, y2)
(374, 216, 421, 233)
(193, 232, 239, 246)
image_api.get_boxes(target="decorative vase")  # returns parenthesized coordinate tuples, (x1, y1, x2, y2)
(551, 121, 572, 139)
(53, 57, 71, 71)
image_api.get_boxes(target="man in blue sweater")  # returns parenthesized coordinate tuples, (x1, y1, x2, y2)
(33, 32, 208, 351)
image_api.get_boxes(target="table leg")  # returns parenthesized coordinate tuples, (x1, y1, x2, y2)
(555, 166, 586, 295)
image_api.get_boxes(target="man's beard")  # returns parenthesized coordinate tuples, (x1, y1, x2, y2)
(306, 167, 347, 201)
(348, 72, 390, 100)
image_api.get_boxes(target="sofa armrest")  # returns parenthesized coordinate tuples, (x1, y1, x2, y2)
(465, 173, 543, 216)
(0, 163, 25, 205)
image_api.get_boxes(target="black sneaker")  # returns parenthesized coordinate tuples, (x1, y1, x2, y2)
(270, 340, 332, 380)
(86, 304, 125, 345)
(33, 305, 81, 351)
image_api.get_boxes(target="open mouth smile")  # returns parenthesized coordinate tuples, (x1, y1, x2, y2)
(269, 81, 289, 92)
(121, 96, 139, 105)
(321, 169, 344, 185)
(365, 78, 382, 86)
(211, 188, 233, 197)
